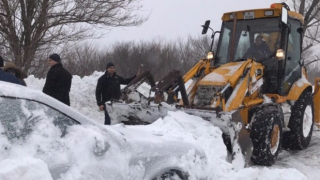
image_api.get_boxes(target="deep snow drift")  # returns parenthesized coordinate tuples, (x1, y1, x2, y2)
(0, 72, 318, 179)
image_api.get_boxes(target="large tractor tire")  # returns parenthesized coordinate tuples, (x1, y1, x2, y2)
(283, 90, 314, 150)
(250, 105, 283, 166)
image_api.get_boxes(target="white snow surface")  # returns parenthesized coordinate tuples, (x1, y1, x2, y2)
(0, 157, 53, 180)
(0, 72, 319, 179)
(201, 62, 244, 83)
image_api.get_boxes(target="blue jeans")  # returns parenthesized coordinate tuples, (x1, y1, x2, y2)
(104, 106, 111, 125)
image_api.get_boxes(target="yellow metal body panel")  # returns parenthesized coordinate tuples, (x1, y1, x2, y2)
(182, 58, 212, 83)
(199, 59, 266, 112)
(287, 80, 312, 101)
(225, 74, 250, 111)
(222, 8, 281, 21)
(198, 61, 247, 86)
(314, 78, 320, 129)
(239, 108, 249, 125)
(247, 62, 264, 98)
(221, 4, 304, 24)
(225, 61, 264, 111)
(243, 98, 264, 107)
(265, 94, 287, 103)
(228, 61, 251, 87)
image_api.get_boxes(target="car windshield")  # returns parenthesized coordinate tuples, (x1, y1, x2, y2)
(0, 97, 78, 142)
(214, 18, 280, 66)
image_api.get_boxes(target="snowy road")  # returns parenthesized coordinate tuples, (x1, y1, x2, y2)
(273, 131, 320, 180)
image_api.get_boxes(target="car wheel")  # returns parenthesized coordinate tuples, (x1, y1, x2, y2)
(283, 90, 314, 150)
(122, 116, 150, 125)
(152, 169, 188, 180)
(250, 105, 283, 166)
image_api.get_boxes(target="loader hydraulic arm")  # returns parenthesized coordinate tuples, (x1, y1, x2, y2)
(182, 58, 212, 83)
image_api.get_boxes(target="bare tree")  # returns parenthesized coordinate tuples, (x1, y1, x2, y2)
(54, 35, 212, 82)
(62, 42, 102, 77)
(176, 35, 211, 75)
(0, 0, 147, 74)
(289, 0, 320, 52)
(286, 0, 320, 83)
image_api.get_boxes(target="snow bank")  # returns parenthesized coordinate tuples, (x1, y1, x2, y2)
(0, 157, 52, 180)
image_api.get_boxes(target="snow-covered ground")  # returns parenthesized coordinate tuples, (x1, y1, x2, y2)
(1, 72, 319, 180)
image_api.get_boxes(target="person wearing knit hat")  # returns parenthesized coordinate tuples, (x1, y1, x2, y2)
(0, 56, 24, 86)
(95, 62, 140, 125)
(43, 53, 72, 106)
(106, 62, 114, 69)
(49, 53, 61, 63)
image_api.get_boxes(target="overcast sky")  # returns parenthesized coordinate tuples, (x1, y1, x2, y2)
(93, 0, 281, 47)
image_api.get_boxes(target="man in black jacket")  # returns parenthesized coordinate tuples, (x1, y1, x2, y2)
(96, 62, 139, 125)
(43, 53, 72, 106)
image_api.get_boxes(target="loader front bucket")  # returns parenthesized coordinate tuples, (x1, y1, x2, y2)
(176, 106, 252, 169)
(106, 102, 176, 125)
(107, 102, 252, 169)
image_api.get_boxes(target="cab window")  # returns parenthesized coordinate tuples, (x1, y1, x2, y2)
(282, 19, 302, 94)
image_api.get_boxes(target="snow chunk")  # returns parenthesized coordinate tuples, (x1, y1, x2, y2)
(0, 157, 53, 180)
(296, 73, 310, 87)
(201, 72, 225, 82)
(263, 95, 272, 103)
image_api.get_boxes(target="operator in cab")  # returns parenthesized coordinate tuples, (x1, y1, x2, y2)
(244, 35, 271, 61)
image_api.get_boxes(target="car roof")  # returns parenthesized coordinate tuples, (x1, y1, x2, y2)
(0, 81, 99, 126)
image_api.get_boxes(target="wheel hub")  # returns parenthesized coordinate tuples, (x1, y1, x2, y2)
(270, 125, 280, 154)
(303, 105, 313, 137)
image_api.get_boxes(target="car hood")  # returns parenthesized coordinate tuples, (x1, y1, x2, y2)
(109, 124, 207, 179)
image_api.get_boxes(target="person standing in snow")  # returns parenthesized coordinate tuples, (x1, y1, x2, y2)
(95, 62, 140, 125)
(0, 56, 24, 86)
(43, 53, 72, 106)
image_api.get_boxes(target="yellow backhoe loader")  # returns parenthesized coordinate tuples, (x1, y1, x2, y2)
(106, 3, 320, 167)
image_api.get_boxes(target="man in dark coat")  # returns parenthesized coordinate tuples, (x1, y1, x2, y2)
(43, 53, 72, 106)
(0, 56, 24, 86)
(244, 35, 271, 61)
(96, 62, 139, 125)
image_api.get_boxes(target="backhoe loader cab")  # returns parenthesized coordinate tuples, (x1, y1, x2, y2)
(203, 3, 302, 96)
(106, 3, 320, 168)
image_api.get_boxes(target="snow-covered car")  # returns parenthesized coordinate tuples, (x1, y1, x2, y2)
(0, 81, 207, 180)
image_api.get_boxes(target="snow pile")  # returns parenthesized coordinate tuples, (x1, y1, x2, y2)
(140, 111, 308, 180)
(0, 157, 52, 180)
(25, 73, 105, 124)
(0, 72, 313, 179)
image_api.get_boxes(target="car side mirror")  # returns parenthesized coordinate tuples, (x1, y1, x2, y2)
(94, 136, 110, 156)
